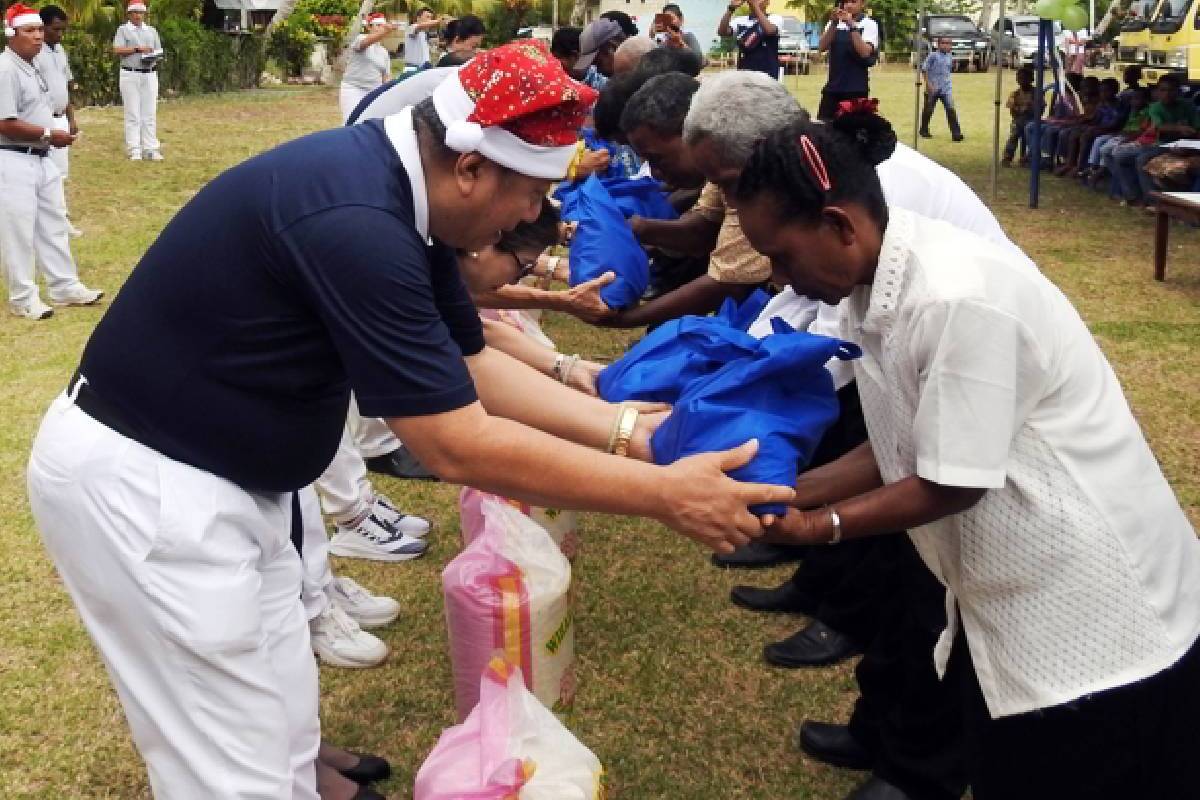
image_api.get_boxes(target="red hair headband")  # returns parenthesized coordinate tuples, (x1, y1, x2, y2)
(797, 135, 832, 192)
(835, 97, 880, 118)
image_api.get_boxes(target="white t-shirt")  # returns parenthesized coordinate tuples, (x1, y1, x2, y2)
(730, 13, 786, 35)
(845, 207, 1200, 718)
(342, 34, 392, 91)
(749, 142, 1020, 390)
(822, 14, 881, 50)
(404, 27, 430, 68)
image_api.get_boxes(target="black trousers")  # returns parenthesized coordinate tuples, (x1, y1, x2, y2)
(818, 89, 868, 122)
(848, 538, 967, 800)
(947, 627, 1200, 800)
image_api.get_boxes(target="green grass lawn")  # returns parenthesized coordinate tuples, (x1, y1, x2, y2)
(0, 67, 1196, 799)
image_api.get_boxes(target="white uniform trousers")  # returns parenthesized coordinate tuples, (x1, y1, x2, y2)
(338, 83, 372, 124)
(298, 486, 334, 622)
(347, 394, 399, 459)
(48, 115, 69, 179)
(314, 425, 374, 526)
(119, 69, 161, 156)
(27, 392, 320, 800)
(0, 149, 84, 306)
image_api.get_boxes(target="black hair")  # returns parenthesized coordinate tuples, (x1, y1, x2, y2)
(1100, 77, 1120, 94)
(636, 45, 702, 77)
(1122, 64, 1143, 84)
(1131, 86, 1152, 104)
(600, 10, 638, 37)
(1156, 73, 1181, 90)
(497, 198, 560, 254)
(444, 14, 484, 43)
(40, 5, 68, 23)
(736, 111, 895, 227)
(412, 97, 457, 160)
(1015, 65, 1034, 82)
(662, 3, 683, 18)
(414, 6, 434, 19)
(438, 49, 475, 66)
(551, 26, 581, 58)
(619, 72, 699, 138)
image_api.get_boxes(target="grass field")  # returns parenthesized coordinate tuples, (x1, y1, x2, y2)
(0, 65, 1196, 799)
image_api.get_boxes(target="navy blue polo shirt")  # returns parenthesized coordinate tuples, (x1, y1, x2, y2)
(77, 120, 484, 492)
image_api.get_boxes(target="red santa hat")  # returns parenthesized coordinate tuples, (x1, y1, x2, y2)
(127, 1, 148, 12)
(431, 40, 598, 180)
(5, 3, 42, 36)
(366, 12, 388, 26)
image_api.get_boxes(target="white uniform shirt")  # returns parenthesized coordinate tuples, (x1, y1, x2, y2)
(0, 48, 55, 146)
(846, 207, 1200, 718)
(404, 27, 430, 68)
(36, 43, 72, 114)
(343, 34, 392, 91)
(730, 13, 786, 37)
(749, 142, 1020, 391)
(113, 22, 162, 71)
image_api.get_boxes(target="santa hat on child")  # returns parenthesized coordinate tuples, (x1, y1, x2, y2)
(431, 40, 598, 180)
(366, 12, 388, 26)
(5, 4, 42, 36)
(127, 1, 148, 12)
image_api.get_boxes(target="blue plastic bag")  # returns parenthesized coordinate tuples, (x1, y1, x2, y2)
(597, 315, 761, 403)
(651, 320, 862, 515)
(557, 176, 676, 222)
(567, 176, 649, 311)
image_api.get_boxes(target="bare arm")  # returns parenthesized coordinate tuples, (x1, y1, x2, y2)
(718, 3, 738, 37)
(0, 120, 74, 147)
(750, 0, 778, 36)
(818, 18, 837, 51)
(472, 272, 616, 324)
(481, 317, 601, 395)
(848, 25, 874, 58)
(791, 440, 884, 508)
(355, 25, 394, 50)
(630, 213, 721, 255)
(602, 275, 752, 329)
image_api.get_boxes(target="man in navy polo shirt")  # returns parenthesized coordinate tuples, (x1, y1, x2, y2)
(27, 42, 791, 798)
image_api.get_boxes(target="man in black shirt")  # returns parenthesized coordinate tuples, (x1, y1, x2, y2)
(27, 43, 792, 798)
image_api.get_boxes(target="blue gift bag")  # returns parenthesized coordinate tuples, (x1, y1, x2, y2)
(567, 176, 650, 311)
(557, 176, 676, 222)
(651, 321, 862, 515)
(714, 288, 771, 332)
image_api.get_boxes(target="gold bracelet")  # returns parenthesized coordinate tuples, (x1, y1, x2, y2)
(610, 405, 640, 458)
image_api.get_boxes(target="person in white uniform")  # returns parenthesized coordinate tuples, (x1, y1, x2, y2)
(35, 5, 82, 238)
(112, 0, 162, 161)
(339, 12, 395, 124)
(403, 6, 439, 70)
(0, 3, 102, 321)
(734, 108, 1200, 800)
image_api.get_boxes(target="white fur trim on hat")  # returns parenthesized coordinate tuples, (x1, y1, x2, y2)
(127, 2, 148, 12)
(367, 13, 388, 25)
(431, 70, 576, 181)
(5, 11, 42, 35)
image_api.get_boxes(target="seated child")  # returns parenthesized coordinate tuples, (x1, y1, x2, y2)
(1002, 66, 1037, 166)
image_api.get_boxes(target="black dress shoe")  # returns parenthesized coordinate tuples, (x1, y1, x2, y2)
(845, 775, 914, 800)
(351, 785, 386, 800)
(339, 751, 392, 785)
(797, 720, 873, 771)
(764, 620, 860, 668)
(711, 541, 806, 569)
(365, 444, 438, 481)
(730, 580, 820, 616)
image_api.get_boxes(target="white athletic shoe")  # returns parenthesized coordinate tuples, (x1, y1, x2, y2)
(49, 284, 103, 306)
(371, 494, 431, 538)
(128, 152, 142, 161)
(328, 513, 428, 562)
(9, 298, 54, 320)
(330, 576, 401, 629)
(145, 150, 164, 162)
(310, 603, 388, 668)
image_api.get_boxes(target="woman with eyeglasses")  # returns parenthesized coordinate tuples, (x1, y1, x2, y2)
(730, 108, 1200, 799)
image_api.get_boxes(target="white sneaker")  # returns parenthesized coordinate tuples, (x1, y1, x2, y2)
(49, 284, 103, 306)
(331, 576, 400, 629)
(328, 513, 428, 562)
(310, 603, 388, 668)
(128, 152, 142, 161)
(9, 298, 53, 320)
(145, 150, 164, 162)
(371, 494, 431, 538)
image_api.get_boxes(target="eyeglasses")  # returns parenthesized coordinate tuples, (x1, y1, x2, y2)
(504, 250, 539, 284)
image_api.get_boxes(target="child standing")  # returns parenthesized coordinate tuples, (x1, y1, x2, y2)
(919, 37, 963, 141)
(1002, 66, 1037, 165)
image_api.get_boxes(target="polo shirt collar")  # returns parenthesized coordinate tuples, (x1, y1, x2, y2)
(860, 205, 915, 334)
(383, 107, 429, 243)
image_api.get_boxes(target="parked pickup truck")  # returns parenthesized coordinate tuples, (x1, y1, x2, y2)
(914, 13, 993, 71)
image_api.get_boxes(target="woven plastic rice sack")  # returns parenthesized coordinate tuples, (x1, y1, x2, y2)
(459, 488, 579, 561)
(445, 496, 576, 721)
(414, 658, 604, 800)
(651, 320, 861, 516)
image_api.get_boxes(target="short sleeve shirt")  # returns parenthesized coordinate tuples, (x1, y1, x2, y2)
(822, 15, 879, 93)
(695, 182, 771, 286)
(77, 115, 484, 492)
(1148, 99, 1200, 143)
(113, 22, 161, 70)
(36, 43, 72, 114)
(0, 49, 55, 146)
(404, 27, 430, 67)
(343, 35, 392, 90)
(845, 208, 1200, 718)
(730, 14, 784, 78)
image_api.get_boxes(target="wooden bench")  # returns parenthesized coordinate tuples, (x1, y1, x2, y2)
(1150, 192, 1200, 281)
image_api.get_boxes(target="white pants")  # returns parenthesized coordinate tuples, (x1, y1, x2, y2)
(299, 486, 334, 621)
(28, 392, 320, 800)
(339, 83, 372, 124)
(120, 70, 160, 156)
(347, 394, 399, 458)
(0, 150, 82, 306)
(48, 115, 69, 179)
(314, 426, 373, 526)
